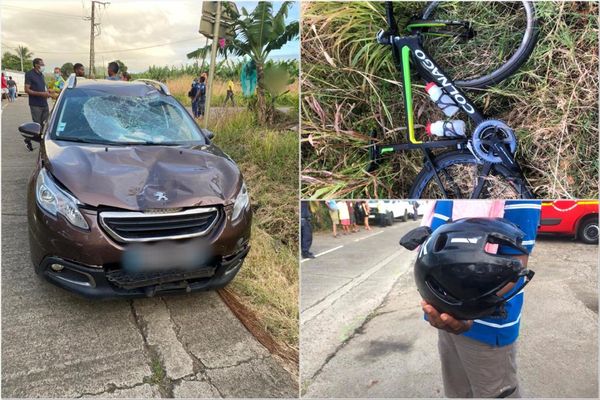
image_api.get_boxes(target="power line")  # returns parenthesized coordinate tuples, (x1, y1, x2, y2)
(2, 37, 200, 55)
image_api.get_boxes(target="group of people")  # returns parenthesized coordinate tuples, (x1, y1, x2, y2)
(1, 72, 18, 102)
(23, 58, 130, 136)
(188, 74, 207, 119)
(188, 76, 236, 119)
(325, 200, 371, 238)
(106, 61, 131, 81)
(300, 200, 373, 259)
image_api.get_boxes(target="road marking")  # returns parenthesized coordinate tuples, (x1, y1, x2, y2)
(301, 248, 408, 324)
(353, 230, 383, 242)
(301, 245, 344, 263)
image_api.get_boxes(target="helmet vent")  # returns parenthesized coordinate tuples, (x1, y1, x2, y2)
(427, 276, 461, 304)
(433, 234, 448, 252)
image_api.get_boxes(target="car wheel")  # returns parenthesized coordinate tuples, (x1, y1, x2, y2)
(578, 216, 599, 244)
(402, 210, 408, 222)
(387, 211, 394, 226)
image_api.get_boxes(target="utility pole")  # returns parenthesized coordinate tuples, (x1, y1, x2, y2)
(86, 1, 109, 78)
(203, 2, 222, 129)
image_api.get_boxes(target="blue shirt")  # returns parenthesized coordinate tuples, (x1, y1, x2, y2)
(25, 69, 48, 108)
(427, 200, 541, 346)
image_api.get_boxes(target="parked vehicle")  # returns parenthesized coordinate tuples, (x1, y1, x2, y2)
(538, 200, 598, 244)
(2, 69, 25, 95)
(19, 75, 252, 298)
(368, 200, 414, 226)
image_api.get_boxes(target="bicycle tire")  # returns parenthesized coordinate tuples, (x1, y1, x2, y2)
(408, 151, 534, 199)
(421, 1, 538, 89)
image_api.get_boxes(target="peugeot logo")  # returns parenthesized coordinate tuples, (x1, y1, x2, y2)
(154, 192, 168, 201)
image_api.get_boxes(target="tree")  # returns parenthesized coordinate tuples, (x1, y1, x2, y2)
(187, 2, 299, 124)
(15, 46, 33, 71)
(1, 51, 22, 71)
(60, 62, 74, 78)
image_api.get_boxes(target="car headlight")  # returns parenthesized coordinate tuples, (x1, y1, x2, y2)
(231, 182, 250, 222)
(35, 168, 89, 230)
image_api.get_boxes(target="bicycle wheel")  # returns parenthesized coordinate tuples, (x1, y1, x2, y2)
(408, 151, 534, 199)
(420, 1, 538, 88)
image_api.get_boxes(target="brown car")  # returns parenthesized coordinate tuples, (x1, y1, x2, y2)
(18, 75, 251, 298)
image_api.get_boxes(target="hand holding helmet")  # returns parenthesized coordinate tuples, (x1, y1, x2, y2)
(401, 217, 535, 321)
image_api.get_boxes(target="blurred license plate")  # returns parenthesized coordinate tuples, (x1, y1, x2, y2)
(122, 240, 212, 274)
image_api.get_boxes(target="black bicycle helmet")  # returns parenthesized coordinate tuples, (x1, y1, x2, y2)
(401, 218, 535, 320)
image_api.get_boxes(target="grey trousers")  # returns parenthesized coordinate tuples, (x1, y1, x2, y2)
(438, 330, 520, 398)
(30, 105, 49, 131)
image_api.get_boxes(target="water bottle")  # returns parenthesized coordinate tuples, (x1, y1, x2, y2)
(425, 82, 460, 117)
(426, 120, 466, 138)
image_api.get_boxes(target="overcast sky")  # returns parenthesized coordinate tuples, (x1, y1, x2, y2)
(1, 0, 300, 72)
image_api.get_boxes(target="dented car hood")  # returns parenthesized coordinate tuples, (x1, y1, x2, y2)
(43, 140, 242, 211)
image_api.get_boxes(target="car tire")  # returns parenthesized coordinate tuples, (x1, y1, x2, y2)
(387, 211, 394, 226)
(578, 216, 599, 244)
(401, 210, 408, 222)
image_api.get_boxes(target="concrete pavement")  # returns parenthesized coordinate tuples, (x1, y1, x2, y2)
(300, 220, 422, 395)
(301, 226, 598, 397)
(0, 97, 297, 398)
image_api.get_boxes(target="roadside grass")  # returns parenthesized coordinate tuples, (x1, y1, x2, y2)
(167, 75, 299, 109)
(301, 1, 598, 199)
(206, 110, 299, 350)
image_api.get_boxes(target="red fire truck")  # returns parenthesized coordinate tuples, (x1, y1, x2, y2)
(539, 200, 599, 244)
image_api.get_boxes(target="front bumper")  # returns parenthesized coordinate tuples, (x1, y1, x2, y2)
(27, 181, 252, 298)
(38, 244, 249, 298)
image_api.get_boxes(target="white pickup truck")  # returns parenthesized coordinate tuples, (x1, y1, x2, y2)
(367, 200, 421, 226)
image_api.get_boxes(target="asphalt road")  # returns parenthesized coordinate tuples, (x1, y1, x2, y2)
(0, 97, 297, 398)
(301, 222, 598, 397)
(300, 220, 422, 394)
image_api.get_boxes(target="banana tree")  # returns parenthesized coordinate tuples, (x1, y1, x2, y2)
(187, 1, 299, 124)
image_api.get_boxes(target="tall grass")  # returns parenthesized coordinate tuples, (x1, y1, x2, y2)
(166, 74, 299, 109)
(301, 1, 598, 199)
(206, 111, 299, 349)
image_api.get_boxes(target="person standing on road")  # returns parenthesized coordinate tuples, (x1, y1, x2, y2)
(301, 201, 316, 259)
(224, 79, 235, 106)
(73, 63, 85, 77)
(7, 76, 17, 102)
(348, 201, 359, 233)
(336, 200, 351, 235)
(326, 200, 339, 238)
(106, 61, 120, 80)
(25, 58, 53, 133)
(362, 202, 372, 230)
(1, 72, 7, 102)
(194, 76, 207, 119)
(419, 200, 541, 398)
(189, 78, 199, 118)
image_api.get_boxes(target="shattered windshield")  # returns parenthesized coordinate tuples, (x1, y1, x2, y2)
(50, 86, 206, 145)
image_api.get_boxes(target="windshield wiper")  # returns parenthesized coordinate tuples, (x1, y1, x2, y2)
(55, 137, 114, 145)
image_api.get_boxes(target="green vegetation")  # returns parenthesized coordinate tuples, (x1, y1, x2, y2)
(301, 1, 598, 199)
(1, 45, 32, 71)
(207, 110, 299, 349)
(189, 2, 300, 124)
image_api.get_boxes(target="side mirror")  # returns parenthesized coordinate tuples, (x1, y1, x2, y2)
(204, 129, 215, 140)
(19, 122, 42, 142)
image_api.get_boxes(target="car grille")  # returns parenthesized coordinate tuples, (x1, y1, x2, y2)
(99, 207, 220, 243)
